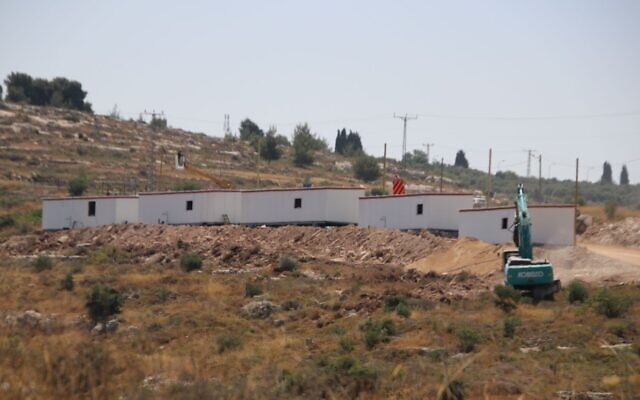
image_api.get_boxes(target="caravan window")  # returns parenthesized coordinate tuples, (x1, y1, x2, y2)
(501, 217, 508, 230)
(416, 204, 423, 215)
(294, 198, 302, 208)
(88, 201, 96, 216)
(186, 200, 193, 211)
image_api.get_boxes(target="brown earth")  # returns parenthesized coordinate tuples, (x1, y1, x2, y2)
(1, 224, 448, 268)
(582, 217, 640, 248)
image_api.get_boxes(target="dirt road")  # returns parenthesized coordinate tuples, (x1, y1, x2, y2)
(579, 241, 640, 266)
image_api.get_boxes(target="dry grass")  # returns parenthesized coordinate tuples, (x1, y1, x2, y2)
(580, 204, 640, 223)
(0, 250, 638, 399)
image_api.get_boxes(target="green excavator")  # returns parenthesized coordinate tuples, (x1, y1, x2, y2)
(501, 184, 561, 300)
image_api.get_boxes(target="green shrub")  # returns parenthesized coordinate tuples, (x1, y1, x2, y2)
(456, 326, 482, 353)
(439, 379, 465, 400)
(60, 273, 74, 291)
(244, 282, 263, 297)
(0, 215, 16, 228)
(275, 253, 299, 273)
(281, 299, 300, 310)
(279, 369, 306, 394)
(395, 302, 411, 318)
(85, 284, 123, 323)
(339, 337, 355, 353)
(592, 288, 632, 318)
(502, 317, 521, 338)
(32, 255, 53, 272)
(217, 334, 242, 353)
(567, 280, 589, 303)
(156, 287, 174, 303)
(384, 295, 407, 312)
(604, 201, 617, 221)
(353, 154, 381, 182)
(67, 172, 89, 196)
(180, 252, 202, 272)
(493, 284, 520, 313)
(369, 187, 387, 196)
(362, 318, 397, 350)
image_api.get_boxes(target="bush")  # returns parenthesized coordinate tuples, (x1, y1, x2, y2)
(493, 284, 520, 313)
(395, 302, 411, 318)
(244, 282, 263, 297)
(180, 253, 202, 272)
(85, 284, 123, 323)
(339, 337, 355, 353)
(604, 201, 617, 221)
(369, 187, 387, 196)
(383, 295, 407, 312)
(275, 253, 299, 272)
(156, 287, 175, 303)
(361, 318, 397, 350)
(60, 273, 74, 291)
(353, 154, 381, 182)
(456, 326, 482, 353)
(439, 379, 465, 400)
(502, 317, 521, 338)
(592, 288, 632, 318)
(281, 299, 300, 311)
(32, 255, 53, 272)
(67, 171, 89, 196)
(567, 280, 589, 303)
(217, 334, 242, 353)
(0, 215, 16, 228)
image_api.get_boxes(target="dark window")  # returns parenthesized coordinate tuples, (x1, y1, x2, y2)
(417, 203, 423, 215)
(501, 217, 508, 230)
(294, 198, 302, 209)
(88, 201, 96, 216)
(186, 200, 193, 211)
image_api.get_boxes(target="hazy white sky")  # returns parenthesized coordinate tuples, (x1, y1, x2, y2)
(1, 0, 639, 183)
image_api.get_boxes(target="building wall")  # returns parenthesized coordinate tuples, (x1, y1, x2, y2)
(43, 198, 123, 230)
(240, 189, 327, 225)
(115, 198, 139, 224)
(139, 191, 241, 225)
(324, 189, 365, 224)
(358, 194, 474, 230)
(458, 206, 575, 246)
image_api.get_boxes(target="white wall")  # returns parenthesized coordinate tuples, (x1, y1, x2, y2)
(139, 190, 241, 225)
(358, 194, 474, 230)
(43, 197, 137, 230)
(325, 189, 364, 224)
(458, 206, 575, 246)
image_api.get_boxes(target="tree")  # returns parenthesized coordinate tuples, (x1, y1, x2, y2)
(149, 115, 167, 131)
(620, 165, 629, 185)
(68, 171, 89, 196)
(260, 133, 281, 161)
(353, 154, 381, 182)
(334, 128, 363, 155)
(0, 83, 3, 100)
(600, 162, 613, 184)
(292, 123, 325, 166)
(3, 72, 92, 112)
(410, 149, 427, 165)
(335, 128, 347, 154)
(454, 150, 469, 168)
(239, 118, 263, 142)
(4, 72, 32, 103)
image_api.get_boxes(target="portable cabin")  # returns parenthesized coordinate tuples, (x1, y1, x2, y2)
(138, 189, 242, 225)
(42, 195, 139, 230)
(457, 204, 575, 246)
(240, 187, 365, 226)
(358, 192, 474, 231)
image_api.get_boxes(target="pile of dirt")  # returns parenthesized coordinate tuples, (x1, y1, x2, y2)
(405, 237, 504, 276)
(1, 224, 448, 268)
(536, 245, 640, 284)
(582, 217, 640, 248)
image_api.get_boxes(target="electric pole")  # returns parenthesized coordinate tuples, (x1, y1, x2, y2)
(538, 154, 542, 199)
(422, 143, 435, 164)
(223, 114, 231, 136)
(394, 113, 418, 170)
(382, 143, 387, 193)
(439, 158, 444, 192)
(487, 148, 492, 207)
(143, 110, 166, 191)
(523, 149, 537, 177)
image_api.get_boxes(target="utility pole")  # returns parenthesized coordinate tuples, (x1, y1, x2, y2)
(256, 139, 261, 188)
(382, 143, 387, 193)
(422, 143, 434, 164)
(223, 114, 231, 136)
(143, 109, 165, 191)
(538, 154, 542, 200)
(574, 157, 579, 245)
(439, 158, 444, 192)
(523, 149, 537, 177)
(487, 148, 492, 207)
(394, 113, 418, 170)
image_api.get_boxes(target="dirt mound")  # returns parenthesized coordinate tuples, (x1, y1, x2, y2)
(405, 237, 504, 276)
(535, 245, 640, 284)
(582, 217, 640, 248)
(1, 224, 448, 267)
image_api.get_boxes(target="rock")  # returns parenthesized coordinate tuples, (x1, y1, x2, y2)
(57, 235, 69, 244)
(105, 319, 119, 333)
(92, 323, 105, 334)
(556, 391, 613, 400)
(520, 346, 540, 353)
(600, 343, 632, 350)
(241, 301, 278, 319)
(144, 253, 165, 265)
(272, 319, 285, 327)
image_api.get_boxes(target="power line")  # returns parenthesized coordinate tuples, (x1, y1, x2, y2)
(417, 110, 640, 121)
(393, 113, 418, 170)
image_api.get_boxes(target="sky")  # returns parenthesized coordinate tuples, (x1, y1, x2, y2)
(1, 0, 639, 183)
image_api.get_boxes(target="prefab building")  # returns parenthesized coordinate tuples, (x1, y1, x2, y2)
(138, 189, 242, 225)
(458, 205, 575, 246)
(240, 187, 364, 225)
(358, 193, 474, 231)
(42, 195, 139, 230)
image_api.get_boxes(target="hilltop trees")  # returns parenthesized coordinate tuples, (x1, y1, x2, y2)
(601, 162, 613, 184)
(334, 128, 363, 156)
(239, 118, 264, 142)
(454, 150, 469, 168)
(292, 123, 327, 167)
(260, 132, 282, 161)
(353, 154, 381, 182)
(4, 72, 92, 112)
(620, 165, 629, 185)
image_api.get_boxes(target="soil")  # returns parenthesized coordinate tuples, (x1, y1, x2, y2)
(582, 217, 640, 248)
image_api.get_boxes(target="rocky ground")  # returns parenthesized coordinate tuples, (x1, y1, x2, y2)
(583, 217, 640, 248)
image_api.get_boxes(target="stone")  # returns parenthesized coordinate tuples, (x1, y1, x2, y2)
(241, 301, 278, 319)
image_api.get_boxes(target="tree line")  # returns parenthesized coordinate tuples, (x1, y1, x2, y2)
(2, 72, 92, 112)
(600, 161, 630, 185)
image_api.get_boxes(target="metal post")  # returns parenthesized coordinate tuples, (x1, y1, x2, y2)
(382, 143, 387, 193)
(575, 157, 579, 245)
(487, 148, 492, 207)
(439, 158, 444, 192)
